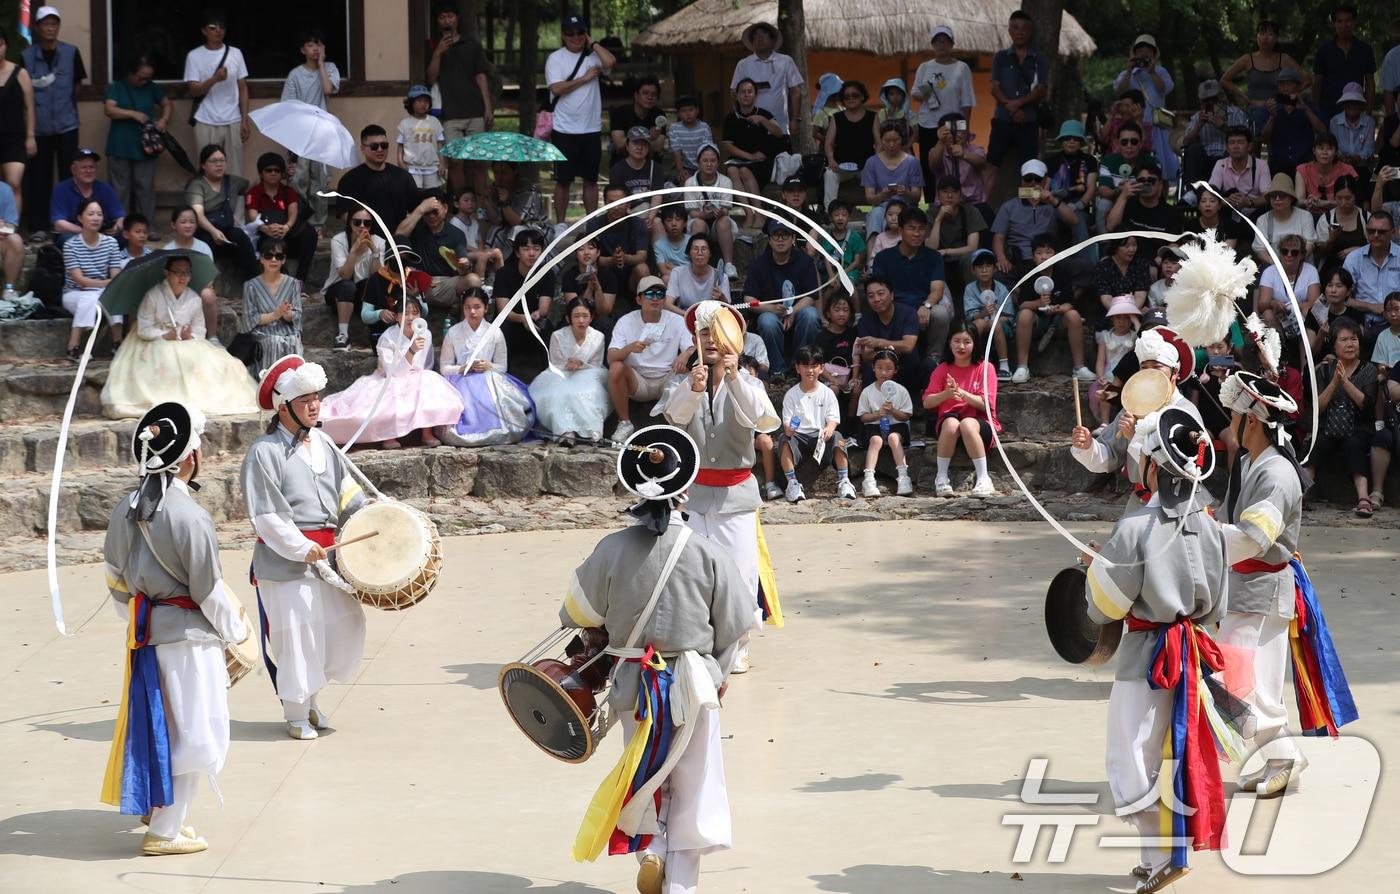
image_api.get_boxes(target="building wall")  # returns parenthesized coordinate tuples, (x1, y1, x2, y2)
(54, 1, 414, 198)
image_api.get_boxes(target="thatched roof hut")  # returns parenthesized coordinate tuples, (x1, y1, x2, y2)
(633, 0, 1096, 59)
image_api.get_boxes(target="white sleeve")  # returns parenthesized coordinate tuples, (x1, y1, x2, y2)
(326, 62, 342, 94)
(439, 331, 461, 375)
(822, 388, 840, 423)
(1219, 522, 1264, 565)
(183, 50, 200, 82)
(1070, 439, 1121, 473)
(547, 330, 570, 371)
(894, 384, 914, 414)
(658, 376, 703, 425)
(780, 387, 801, 424)
(726, 372, 780, 432)
(198, 579, 249, 644)
(229, 48, 249, 81)
(252, 512, 314, 562)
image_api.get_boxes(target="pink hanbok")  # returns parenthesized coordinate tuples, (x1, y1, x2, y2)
(319, 324, 464, 445)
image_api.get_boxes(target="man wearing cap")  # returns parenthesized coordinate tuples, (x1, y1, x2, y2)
(1182, 80, 1249, 196)
(609, 125, 667, 237)
(608, 276, 693, 443)
(1261, 68, 1326, 180)
(546, 16, 616, 224)
(1313, 4, 1375, 120)
(730, 22, 803, 140)
(1070, 327, 1205, 513)
(1112, 34, 1177, 182)
(990, 159, 1078, 278)
(1106, 160, 1183, 258)
(609, 76, 667, 167)
(184, 12, 251, 179)
(1080, 408, 1228, 892)
(240, 355, 370, 740)
(1043, 121, 1098, 250)
(987, 11, 1051, 192)
(21, 6, 86, 236)
(562, 424, 755, 894)
(913, 26, 976, 190)
(742, 218, 821, 376)
(657, 300, 782, 673)
(49, 148, 125, 245)
(102, 402, 248, 856)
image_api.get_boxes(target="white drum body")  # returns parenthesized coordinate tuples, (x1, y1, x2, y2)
(224, 593, 258, 687)
(336, 501, 443, 610)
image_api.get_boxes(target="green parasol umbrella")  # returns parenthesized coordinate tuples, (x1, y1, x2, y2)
(440, 131, 566, 163)
(100, 249, 219, 317)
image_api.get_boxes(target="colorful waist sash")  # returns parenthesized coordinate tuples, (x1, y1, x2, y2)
(99, 592, 197, 815)
(1288, 556, 1358, 737)
(1231, 557, 1288, 575)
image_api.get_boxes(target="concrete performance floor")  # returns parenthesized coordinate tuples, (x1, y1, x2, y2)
(1, 521, 1393, 893)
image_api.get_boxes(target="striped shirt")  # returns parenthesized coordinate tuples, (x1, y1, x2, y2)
(667, 121, 714, 174)
(63, 234, 122, 291)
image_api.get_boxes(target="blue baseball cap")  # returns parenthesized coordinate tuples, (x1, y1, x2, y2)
(562, 15, 587, 32)
(970, 248, 996, 266)
(406, 84, 432, 100)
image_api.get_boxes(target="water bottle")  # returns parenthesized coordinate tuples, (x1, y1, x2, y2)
(781, 279, 795, 316)
(1, 283, 14, 302)
(879, 381, 894, 436)
(790, 414, 802, 435)
(880, 415, 891, 437)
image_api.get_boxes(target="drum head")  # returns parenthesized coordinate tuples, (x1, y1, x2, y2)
(338, 502, 428, 593)
(498, 662, 597, 763)
(1045, 566, 1122, 666)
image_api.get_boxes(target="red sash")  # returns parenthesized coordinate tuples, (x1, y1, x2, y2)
(695, 468, 751, 487)
(256, 527, 336, 548)
(1231, 557, 1288, 575)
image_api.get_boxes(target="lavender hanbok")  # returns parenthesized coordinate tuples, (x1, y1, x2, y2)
(438, 319, 535, 446)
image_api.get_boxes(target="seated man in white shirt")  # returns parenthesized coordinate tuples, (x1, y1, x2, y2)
(608, 275, 694, 441)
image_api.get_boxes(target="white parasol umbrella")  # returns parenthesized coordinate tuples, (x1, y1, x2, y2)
(249, 99, 358, 169)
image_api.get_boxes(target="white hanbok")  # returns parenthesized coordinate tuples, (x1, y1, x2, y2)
(529, 326, 610, 440)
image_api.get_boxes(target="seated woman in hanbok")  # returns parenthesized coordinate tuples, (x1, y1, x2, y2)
(529, 296, 610, 445)
(100, 254, 260, 419)
(319, 296, 464, 449)
(239, 237, 303, 372)
(439, 287, 536, 446)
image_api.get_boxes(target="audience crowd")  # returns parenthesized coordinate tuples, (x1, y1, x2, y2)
(6, 5, 1400, 510)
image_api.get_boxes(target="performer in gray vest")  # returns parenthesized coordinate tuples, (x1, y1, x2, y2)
(656, 300, 781, 672)
(1081, 408, 1229, 892)
(562, 424, 754, 894)
(240, 354, 368, 739)
(102, 401, 248, 855)
(1216, 367, 1357, 795)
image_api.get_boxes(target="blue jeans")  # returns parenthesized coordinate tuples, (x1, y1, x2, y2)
(755, 305, 823, 374)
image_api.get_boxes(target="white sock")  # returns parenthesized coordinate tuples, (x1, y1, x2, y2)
(998, 359, 1010, 371)
(337, 322, 349, 337)
(896, 464, 908, 474)
(972, 457, 988, 478)
(936, 456, 950, 479)
(863, 467, 876, 477)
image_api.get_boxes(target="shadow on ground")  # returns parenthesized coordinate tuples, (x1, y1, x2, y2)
(811, 863, 1130, 892)
(443, 662, 505, 690)
(0, 809, 143, 862)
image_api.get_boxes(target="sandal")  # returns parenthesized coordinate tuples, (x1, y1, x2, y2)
(1355, 498, 1374, 518)
(1368, 489, 1384, 509)
(67, 346, 82, 362)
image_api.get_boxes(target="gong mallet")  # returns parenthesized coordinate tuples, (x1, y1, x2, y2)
(1072, 377, 1083, 429)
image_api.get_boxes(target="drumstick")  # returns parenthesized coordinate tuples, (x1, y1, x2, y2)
(1072, 378, 1083, 429)
(325, 530, 381, 553)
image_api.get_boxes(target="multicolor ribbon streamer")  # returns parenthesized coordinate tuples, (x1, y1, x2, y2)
(100, 594, 177, 816)
(19, 1, 31, 44)
(1139, 617, 1231, 870)
(1288, 556, 1358, 737)
(572, 648, 673, 861)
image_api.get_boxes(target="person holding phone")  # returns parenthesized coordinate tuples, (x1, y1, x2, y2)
(1261, 67, 1326, 180)
(427, 5, 492, 195)
(990, 159, 1078, 280)
(913, 25, 976, 192)
(925, 111, 989, 216)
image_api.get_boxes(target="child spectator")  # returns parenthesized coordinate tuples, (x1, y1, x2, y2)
(119, 214, 151, 269)
(922, 325, 1001, 496)
(875, 79, 916, 148)
(865, 199, 904, 271)
(742, 335, 770, 378)
(320, 295, 465, 448)
(667, 95, 714, 183)
(962, 249, 1013, 380)
(1147, 244, 1185, 309)
(1010, 235, 1095, 383)
(653, 206, 690, 284)
(778, 346, 856, 500)
(816, 292, 859, 438)
(440, 287, 536, 446)
(683, 144, 737, 279)
(1091, 297, 1140, 426)
(1193, 349, 1240, 469)
(449, 187, 504, 280)
(529, 296, 609, 445)
(856, 348, 915, 496)
(823, 200, 866, 297)
(397, 85, 446, 189)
